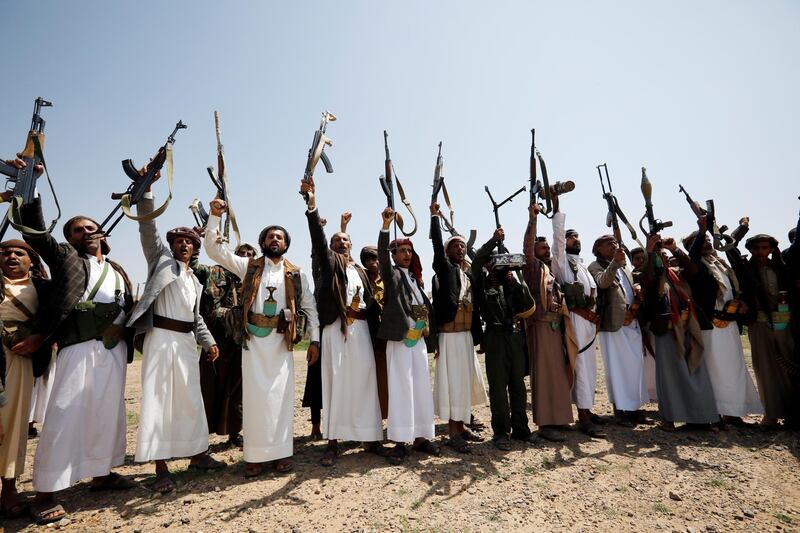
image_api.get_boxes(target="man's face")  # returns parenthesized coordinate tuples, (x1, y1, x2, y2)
(263, 229, 288, 258)
(392, 244, 413, 269)
(566, 234, 581, 254)
(68, 218, 103, 255)
(331, 232, 352, 256)
(700, 235, 713, 256)
(363, 256, 379, 275)
(750, 241, 773, 262)
(446, 240, 466, 265)
(534, 240, 551, 262)
(0, 247, 32, 279)
(632, 252, 645, 270)
(171, 236, 195, 264)
(235, 247, 256, 258)
(596, 239, 618, 261)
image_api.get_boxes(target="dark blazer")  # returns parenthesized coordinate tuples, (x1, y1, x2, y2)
(307, 209, 376, 330)
(679, 228, 737, 331)
(376, 229, 433, 344)
(20, 199, 135, 362)
(0, 276, 53, 378)
(430, 215, 481, 345)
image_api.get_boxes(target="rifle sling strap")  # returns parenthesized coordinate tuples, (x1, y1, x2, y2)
(611, 196, 644, 251)
(120, 142, 174, 222)
(392, 168, 418, 237)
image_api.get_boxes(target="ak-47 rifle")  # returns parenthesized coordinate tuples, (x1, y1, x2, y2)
(677, 184, 739, 251)
(528, 129, 574, 219)
(379, 130, 417, 237)
(485, 184, 526, 254)
(300, 111, 335, 205)
(98, 121, 187, 237)
(189, 199, 209, 228)
(206, 111, 240, 245)
(638, 167, 672, 246)
(429, 142, 477, 259)
(597, 163, 642, 254)
(0, 97, 61, 240)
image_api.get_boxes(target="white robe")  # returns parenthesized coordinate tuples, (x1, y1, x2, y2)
(550, 212, 599, 410)
(598, 269, 648, 411)
(320, 265, 382, 442)
(701, 269, 763, 417)
(434, 269, 475, 423)
(471, 352, 489, 407)
(135, 264, 208, 462)
(29, 353, 56, 425)
(204, 215, 319, 463)
(33, 256, 127, 492)
(386, 268, 435, 442)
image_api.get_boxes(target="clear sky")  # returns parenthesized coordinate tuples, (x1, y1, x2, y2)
(2, 1, 798, 286)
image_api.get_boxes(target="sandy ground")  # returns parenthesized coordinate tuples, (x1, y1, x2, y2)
(3, 343, 799, 533)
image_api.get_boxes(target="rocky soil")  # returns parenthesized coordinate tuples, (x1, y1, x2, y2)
(4, 343, 799, 532)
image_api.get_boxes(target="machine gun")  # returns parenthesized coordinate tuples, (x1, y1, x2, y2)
(677, 184, 739, 251)
(638, 167, 672, 247)
(597, 163, 642, 253)
(379, 130, 417, 237)
(429, 142, 477, 259)
(206, 111, 240, 245)
(484, 185, 526, 271)
(189, 199, 210, 228)
(0, 97, 61, 240)
(528, 129, 574, 219)
(300, 111, 335, 205)
(98, 121, 187, 237)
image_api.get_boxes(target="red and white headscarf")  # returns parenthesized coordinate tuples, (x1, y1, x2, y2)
(389, 238, 423, 285)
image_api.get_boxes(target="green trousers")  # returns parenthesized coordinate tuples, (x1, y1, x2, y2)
(483, 328, 530, 439)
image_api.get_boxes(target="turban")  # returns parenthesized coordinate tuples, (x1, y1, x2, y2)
(565, 229, 579, 238)
(166, 227, 202, 250)
(0, 239, 47, 279)
(360, 245, 378, 265)
(744, 234, 779, 251)
(591, 234, 616, 256)
(444, 235, 466, 252)
(258, 225, 291, 254)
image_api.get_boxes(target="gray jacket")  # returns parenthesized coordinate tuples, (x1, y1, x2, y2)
(126, 195, 214, 350)
(588, 257, 636, 333)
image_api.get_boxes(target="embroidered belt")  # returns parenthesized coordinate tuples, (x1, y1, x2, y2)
(756, 310, 791, 330)
(153, 314, 194, 333)
(712, 299, 744, 329)
(623, 301, 641, 326)
(346, 308, 367, 321)
(247, 312, 280, 329)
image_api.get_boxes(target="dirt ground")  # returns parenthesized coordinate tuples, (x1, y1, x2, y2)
(3, 343, 799, 533)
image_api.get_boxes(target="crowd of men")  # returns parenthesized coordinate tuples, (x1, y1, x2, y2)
(0, 154, 798, 525)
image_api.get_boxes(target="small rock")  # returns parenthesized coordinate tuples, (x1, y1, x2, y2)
(706, 526, 717, 532)
(669, 491, 683, 501)
(742, 509, 755, 518)
(134, 528, 142, 532)
(341, 486, 347, 493)
(214, 486, 221, 492)
(325, 493, 333, 500)
(181, 517, 191, 524)
(161, 520, 173, 528)
(183, 498, 194, 505)
(686, 527, 697, 533)
(314, 489, 320, 495)
(58, 518, 71, 527)
(435, 488, 445, 496)
(120, 508, 130, 518)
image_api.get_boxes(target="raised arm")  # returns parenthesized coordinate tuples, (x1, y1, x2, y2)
(522, 203, 543, 289)
(589, 254, 624, 289)
(20, 197, 69, 269)
(136, 193, 167, 265)
(378, 208, 398, 293)
(204, 214, 249, 280)
(431, 204, 448, 277)
(550, 211, 569, 283)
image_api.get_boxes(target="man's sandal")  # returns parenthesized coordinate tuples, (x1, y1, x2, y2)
(89, 472, 137, 491)
(493, 436, 512, 451)
(243, 463, 264, 478)
(363, 442, 390, 456)
(152, 472, 177, 494)
(188, 455, 227, 471)
(1, 500, 30, 519)
(446, 435, 471, 454)
(462, 428, 484, 442)
(412, 440, 442, 457)
(386, 446, 407, 465)
(274, 458, 295, 473)
(30, 501, 66, 525)
(320, 445, 338, 467)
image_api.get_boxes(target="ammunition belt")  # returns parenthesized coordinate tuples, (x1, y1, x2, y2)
(60, 301, 124, 349)
(439, 301, 473, 333)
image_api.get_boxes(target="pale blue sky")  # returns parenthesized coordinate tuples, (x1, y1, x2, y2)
(2, 1, 798, 285)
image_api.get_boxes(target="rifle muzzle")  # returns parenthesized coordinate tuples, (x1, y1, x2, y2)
(550, 180, 575, 196)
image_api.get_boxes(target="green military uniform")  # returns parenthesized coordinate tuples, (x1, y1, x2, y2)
(194, 261, 244, 439)
(472, 239, 536, 441)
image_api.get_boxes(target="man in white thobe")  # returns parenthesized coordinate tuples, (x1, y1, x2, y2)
(128, 195, 223, 493)
(206, 198, 320, 476)
(301, 182, 382, 466)
(589, 235, 649, 424)
(551, 207, 607, 438)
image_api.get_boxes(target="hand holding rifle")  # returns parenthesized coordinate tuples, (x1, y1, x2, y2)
(299, 178, 316, 211)
(381, 207, 396, 230)
(209, 198, 228, 217)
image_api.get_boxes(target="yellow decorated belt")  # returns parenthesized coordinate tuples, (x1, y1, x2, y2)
(247, 312, 280, 329)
